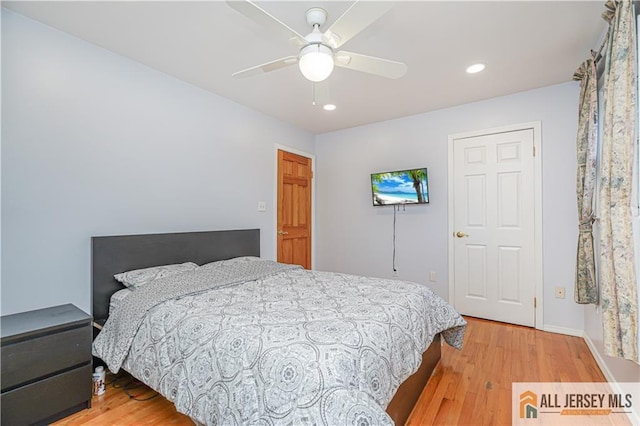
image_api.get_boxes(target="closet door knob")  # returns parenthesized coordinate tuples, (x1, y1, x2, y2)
(455, 231, 469, 238)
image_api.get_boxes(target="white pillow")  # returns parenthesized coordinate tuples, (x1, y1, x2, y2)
(114, 262, 198, 288)
(199, 256, 261, 269)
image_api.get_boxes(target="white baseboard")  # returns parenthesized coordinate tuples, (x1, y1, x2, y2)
(583, 333, 640, 425)
(583, 333, 615, 382)
(542, 324, 584, 337)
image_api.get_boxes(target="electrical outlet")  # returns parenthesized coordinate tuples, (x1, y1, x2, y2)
(555, 286, 565, 299)
(429, 271, 437, 282)
(257, 201, 266, 212)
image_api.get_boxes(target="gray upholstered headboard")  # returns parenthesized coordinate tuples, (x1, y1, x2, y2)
(91, 229, 260, 323)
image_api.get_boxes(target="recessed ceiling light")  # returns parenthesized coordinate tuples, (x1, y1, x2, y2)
(323, 104, 336, 111)
(466, 63, 486, 74)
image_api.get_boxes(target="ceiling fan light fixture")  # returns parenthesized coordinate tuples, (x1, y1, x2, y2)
(299, 44, 334, 82)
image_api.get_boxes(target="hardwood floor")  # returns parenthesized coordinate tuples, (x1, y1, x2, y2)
(406, 316, 608, 425)
(55, 317, 608, 425)
(53, 374, 193, 425)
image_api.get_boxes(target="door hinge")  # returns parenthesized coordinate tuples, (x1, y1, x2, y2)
(534, 297, 537, 308)
(533, 145, 536, 157)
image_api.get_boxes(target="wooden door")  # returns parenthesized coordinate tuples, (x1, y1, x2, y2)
(277, 149, 312, 269)
(452, 129, 536, 326)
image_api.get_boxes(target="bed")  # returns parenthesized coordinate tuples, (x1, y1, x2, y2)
(91, 229, 466, 425)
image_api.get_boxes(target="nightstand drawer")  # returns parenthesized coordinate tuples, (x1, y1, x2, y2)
(1, 325, 92, 391)
(1, 363, 92, 426)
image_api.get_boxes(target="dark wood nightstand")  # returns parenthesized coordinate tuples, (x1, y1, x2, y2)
(1, 304, 93, 425)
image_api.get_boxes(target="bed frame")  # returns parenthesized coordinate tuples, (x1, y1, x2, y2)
(91, 229, 440, 425)
(92, 229, 261, 323)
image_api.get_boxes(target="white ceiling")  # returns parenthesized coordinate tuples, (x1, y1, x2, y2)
(3, 1, 607, 134)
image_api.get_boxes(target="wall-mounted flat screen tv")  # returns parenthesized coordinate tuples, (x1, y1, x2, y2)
(371, 168, 429, 206)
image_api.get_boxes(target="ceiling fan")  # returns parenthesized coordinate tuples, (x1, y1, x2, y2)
(227, 0, 407, 83)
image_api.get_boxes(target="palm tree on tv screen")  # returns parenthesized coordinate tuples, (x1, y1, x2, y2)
(406, 169, 426, 203)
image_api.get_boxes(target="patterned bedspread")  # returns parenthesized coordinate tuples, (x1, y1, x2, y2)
(93, 259, 466, 426)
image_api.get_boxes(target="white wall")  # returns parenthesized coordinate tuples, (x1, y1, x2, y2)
(315, 82, 585, 331)
(1, 10, 315, 316)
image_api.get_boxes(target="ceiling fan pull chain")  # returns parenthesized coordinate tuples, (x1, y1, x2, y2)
(312, 82, 316, 106)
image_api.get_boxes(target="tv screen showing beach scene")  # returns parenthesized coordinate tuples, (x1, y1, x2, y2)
(371, 168, 429, 206)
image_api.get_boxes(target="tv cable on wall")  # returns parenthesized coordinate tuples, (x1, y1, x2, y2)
(392, 204, 403, 273)
(369, 167, 429, 274)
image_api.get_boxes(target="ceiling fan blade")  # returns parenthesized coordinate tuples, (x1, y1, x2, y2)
(324, 1, 393, 49)
(232, 56, 298, 78)
(335, 51, 407, 79)
(227, 1, 306, 46)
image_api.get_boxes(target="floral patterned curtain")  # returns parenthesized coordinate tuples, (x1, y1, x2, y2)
(599, 0, 638, 362)
(573, 53, 599, 305)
